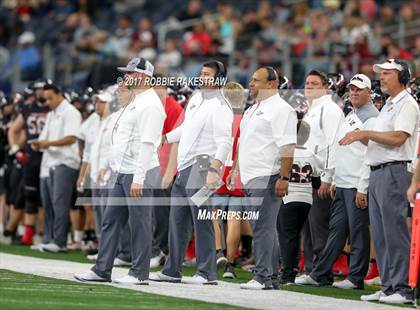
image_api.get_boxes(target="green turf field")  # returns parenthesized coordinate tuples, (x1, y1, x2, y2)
(0, 269, 247, 310)
(0, 244, 410, 308)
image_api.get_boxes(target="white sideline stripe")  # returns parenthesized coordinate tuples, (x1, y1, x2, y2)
(0, 253, 394, 310)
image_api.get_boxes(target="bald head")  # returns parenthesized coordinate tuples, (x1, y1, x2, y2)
(249, 67, 279, 101)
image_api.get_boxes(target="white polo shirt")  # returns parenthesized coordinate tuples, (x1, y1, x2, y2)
(332, 103, 379, 193)
(239, 93, 297, 185)
(303, 94, 344, 182)
(77, 112, 100, 162)
(38, 99, 82, 170)
(166, 90, 233, 171)
(109, 88, 166, 177)
(365, 90, 419, 166)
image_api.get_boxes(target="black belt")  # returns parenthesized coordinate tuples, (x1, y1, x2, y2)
(370, 161, 411, 171)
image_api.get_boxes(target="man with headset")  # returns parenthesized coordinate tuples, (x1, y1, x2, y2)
(150, 60, 233, 285)
(231, 66, 297, 289)
(340, 59, 418, 304)
(75, 57, 165, 284)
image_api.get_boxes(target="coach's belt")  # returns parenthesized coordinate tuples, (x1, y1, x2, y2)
(370, 160, 411, 171)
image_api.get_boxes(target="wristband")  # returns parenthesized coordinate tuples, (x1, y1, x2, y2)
(278, 175, 289, 181)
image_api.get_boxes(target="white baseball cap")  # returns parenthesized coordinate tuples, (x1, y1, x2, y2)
(373, 59, 404, 73)
(348, 74, 371, 89)
(94, 91, 113, 103)
(117, 57, 154, 77)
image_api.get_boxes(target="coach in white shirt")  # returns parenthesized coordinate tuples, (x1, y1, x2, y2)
(75, 57, 166, 285)
(340, 59, 418, 304)
(297, 74, 378, 289)
(235, 67, 297, 289)
(75, 91, 113, 240)
(150, 60, 233, 285)
(301, 70, 344, 275)
(31, 83, 82, 252)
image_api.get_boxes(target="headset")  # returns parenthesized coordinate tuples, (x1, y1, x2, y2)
(203, 60, 227, 79)
(264, 66, 280, 88)
(392, 59, 411, 85)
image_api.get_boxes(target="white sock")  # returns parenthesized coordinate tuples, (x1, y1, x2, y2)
(74, 230, 84, 243)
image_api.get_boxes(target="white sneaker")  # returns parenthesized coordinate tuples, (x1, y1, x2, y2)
(114, 275, 148, 285)
(113, 257, 131, 267)
(74, 271, 110, 282)
(332, 279, 358, 289)
(67, 241, 82, 251)
(364, 276, 382, 286)
(41, 243, 67, 253)
(294, 274, 319, 286)
(0, 235, 12, 245)
(30, 243, 45, 251)
(240, 279, 268, 290)
(150, 252, 165, 268)
(86, 254, 98, 261)
(149, 272, 181, 283)
(361, 290, 386, 302)
(379, 293, 412, 304)
(182, 275, 217, 285)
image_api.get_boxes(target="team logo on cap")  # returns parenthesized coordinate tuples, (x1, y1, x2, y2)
(127, 58, 140, 70)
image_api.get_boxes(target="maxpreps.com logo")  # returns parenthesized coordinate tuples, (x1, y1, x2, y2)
(197, 209, 259, 221)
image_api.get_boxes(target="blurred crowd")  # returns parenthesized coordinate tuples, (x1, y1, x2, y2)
(0, 0, 419, 93)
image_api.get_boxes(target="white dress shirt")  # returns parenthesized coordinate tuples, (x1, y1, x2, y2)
(86, 113, 114, 183)
(365, 90, 419, 166)
(239, 93, 297, 185)
(77, 113, 100, 162)
(166, 90, 233, 171)
(303, 94, 344, 182)
(38, 99, 82, 170)
(109, 88, 166, 183)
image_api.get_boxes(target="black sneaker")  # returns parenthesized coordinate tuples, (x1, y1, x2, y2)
(216, 250, 228, 268)
(223, 263, 237, 279)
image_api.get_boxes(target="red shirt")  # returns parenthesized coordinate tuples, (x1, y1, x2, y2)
(159, 96, 184, 175)
(215, 114, 245, 196)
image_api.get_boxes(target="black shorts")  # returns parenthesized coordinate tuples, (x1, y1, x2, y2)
(6, 162, 25, 209)
(22, 160, 42, 213)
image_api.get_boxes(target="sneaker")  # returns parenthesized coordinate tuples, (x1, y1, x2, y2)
(279, 278, 295, 286)
(0, 235, 12, 245)
(182, 275, 217, 285)
(379, 293, 412, 304)
(114, 275, 148, 285)
(30, 243, 45, 251)
(240, 279, 271, 290)
(74, 271, 110, 282)
(149, 272, 181, 283)
(150, 251, 165, 269)
(294, 274, 319, 286)
(82, 240, 98, 255)
(360, 290, 386, 302)
(86, 254, 98, 261)
(41, 242, 67, 253)
(216, 251, 228, 268)
(67, 241, 82, 251)
(223, 263, 237, 279)
(113, 257, 132, 267)
(364, 261, 379, 281)
(332, 279, 358, 289)
(364, 276, 382, 286)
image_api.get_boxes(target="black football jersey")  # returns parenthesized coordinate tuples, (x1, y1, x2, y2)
(21, 102, 49, 155)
